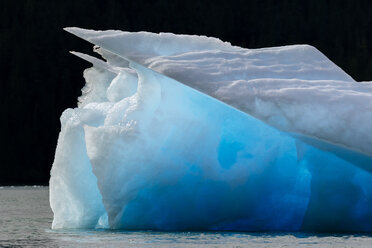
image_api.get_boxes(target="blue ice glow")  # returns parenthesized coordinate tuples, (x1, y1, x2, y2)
(50, 28, 372, 232)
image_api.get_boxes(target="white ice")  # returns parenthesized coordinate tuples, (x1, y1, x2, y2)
(50, 28, 372, 232)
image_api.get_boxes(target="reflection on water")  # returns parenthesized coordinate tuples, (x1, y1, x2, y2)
(1, 187, 372, 247)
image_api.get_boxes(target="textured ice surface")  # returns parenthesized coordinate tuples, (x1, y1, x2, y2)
(50, 28, 372, 232)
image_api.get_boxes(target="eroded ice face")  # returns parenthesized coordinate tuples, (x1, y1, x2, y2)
(50, 28, 372, 232)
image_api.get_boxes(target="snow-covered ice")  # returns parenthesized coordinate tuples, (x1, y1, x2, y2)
(50, 28, 372, 232)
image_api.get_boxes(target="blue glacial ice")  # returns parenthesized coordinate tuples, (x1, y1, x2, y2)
(50, 27, 372, 232)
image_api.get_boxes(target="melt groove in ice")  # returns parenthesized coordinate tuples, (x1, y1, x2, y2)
(50, 27, 372, 232)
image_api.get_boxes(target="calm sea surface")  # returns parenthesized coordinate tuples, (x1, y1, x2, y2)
(1, 186, 372, 248)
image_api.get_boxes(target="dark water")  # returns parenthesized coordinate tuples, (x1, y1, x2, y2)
(1, 187, 372, 247)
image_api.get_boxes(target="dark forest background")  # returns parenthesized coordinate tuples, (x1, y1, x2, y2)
(0, 0, 371, 185)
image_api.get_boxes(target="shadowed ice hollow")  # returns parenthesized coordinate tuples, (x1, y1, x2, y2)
(50, 28, 372, 232)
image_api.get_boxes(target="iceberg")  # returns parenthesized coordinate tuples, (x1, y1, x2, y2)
(50, 27, 372, 232)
